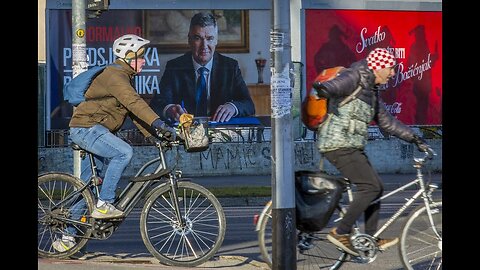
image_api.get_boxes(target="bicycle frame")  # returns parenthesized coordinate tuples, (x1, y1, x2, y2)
(71, 141, 189, 235)
(39, 137, 227, 267)
(255, 149, 441, 268)
(115, 142, 173, 217)
(344, 152, 441, 240)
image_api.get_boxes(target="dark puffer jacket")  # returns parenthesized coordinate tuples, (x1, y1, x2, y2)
(316, 59, 417, 153)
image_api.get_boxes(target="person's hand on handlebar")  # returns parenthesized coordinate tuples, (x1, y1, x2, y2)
(145, 135, 160, 145)
(152, 118, 176, 141)
(411, 135, 431, 153)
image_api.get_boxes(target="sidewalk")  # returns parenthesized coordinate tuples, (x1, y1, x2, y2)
(39, 254, 270, 270)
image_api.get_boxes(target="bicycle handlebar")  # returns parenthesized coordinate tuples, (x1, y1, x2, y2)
(151, 135, 185, 149)
(414, 146, 436, 165)
(153, 127, 185, 145)
(424, 146, 436, 159)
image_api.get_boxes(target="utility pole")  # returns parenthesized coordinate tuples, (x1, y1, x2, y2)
(270, 0, 296, 269)
(71, 0, 88, 178)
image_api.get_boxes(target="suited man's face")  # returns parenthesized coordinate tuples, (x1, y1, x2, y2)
(188, 25, 218, 65)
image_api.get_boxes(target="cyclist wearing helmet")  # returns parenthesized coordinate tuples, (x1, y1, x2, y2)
(53, 34, 175, 252)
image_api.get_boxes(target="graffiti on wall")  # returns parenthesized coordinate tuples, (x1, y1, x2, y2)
(180, 142, 320, 172)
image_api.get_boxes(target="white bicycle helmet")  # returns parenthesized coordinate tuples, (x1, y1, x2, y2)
(113, 34, 150, 59)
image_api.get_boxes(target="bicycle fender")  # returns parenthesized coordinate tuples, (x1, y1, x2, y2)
(143, 182, 168, 201)
(143, 178, 193, 201)
(38, 172, 95, 199)
(255, 200, 272, 232)
(176, 177, 193, 182)
(38, 171, 82, 182)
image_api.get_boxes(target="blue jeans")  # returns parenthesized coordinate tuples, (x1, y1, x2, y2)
(65, 125, 133, 236)
(70, 124, 133, 202)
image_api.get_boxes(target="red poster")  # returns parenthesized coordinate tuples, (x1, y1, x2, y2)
(305, 10, 442, 125)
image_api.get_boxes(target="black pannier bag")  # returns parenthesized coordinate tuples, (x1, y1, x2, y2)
(295, 171, 343, 232)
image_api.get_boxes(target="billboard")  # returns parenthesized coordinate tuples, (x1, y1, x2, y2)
(47, 9, 252, 129)
(305, 9, 442, 125)
(48, 10, 161, 129)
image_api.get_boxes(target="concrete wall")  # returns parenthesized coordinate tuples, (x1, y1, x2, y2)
(38, 139, 442, 178)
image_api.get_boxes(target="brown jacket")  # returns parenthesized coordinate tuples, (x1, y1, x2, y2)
(69, 59, 159, 137)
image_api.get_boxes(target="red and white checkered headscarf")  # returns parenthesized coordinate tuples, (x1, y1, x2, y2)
(367, 48, 396, 70)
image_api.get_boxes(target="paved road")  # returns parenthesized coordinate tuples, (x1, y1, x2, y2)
(39, 204, 440, 270)
(39, 173, 442, 270)
(120, 173, 442, 189)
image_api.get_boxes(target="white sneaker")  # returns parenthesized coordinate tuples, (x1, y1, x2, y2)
(52, 236, 76, 252)
(91, 202, 124, 219)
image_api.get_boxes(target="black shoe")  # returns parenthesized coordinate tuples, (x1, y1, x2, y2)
(298, 233, 315, 251)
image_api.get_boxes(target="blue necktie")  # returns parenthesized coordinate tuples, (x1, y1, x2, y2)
(195, 67, 208, 116)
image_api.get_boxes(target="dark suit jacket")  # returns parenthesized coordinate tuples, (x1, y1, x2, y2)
(151, 52, 255, 120)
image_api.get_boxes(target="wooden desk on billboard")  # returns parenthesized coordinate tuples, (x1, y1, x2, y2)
(247, 84, 270, 116)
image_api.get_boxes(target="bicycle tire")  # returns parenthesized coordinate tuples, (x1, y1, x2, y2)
(38, 173, 95, 258)
(399, 200, 442, 270)
(140, 181, 226, 267)
(257, 201, 346, 269)
(257, 201, 272, 268)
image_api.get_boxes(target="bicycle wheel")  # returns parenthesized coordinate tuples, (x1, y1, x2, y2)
(140, 181, 226, 267)
(257, 202, 346, 269)
(38, 173, 95, 258)
(400, 200, 442, 270)
(257, 201, 272, 267)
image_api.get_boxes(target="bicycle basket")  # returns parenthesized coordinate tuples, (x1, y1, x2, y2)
(179, 115, 209, 152)
(294, 171, 343, 232)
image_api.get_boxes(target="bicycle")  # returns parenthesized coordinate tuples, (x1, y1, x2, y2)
(254, 148, 441, 269)
(38, 133, 226, 267)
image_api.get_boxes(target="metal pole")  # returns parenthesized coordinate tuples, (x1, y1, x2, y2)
(71, 0, 88, 178)
(270, 0, 296, 269)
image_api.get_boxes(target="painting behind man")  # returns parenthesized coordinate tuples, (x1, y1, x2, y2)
(144, 10, 249, 53)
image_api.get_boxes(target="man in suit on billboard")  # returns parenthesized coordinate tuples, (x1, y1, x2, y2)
(151, 12, 255, 122)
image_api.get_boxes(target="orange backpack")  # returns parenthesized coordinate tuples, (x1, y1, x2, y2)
(301, 66, 362, 131)
(301, 66, 345, 131)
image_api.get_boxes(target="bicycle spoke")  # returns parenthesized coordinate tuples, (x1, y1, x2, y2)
(141, 182, 225, 267)
(38, 173, 94, 258)
(400, 201, 442, 270)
